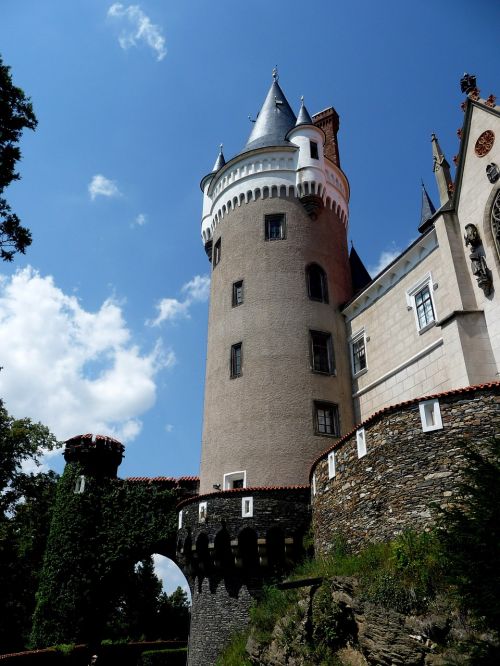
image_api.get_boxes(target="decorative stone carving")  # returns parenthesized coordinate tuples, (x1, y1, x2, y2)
(486, 163, 500, 184)
(491, 191, 500, 258)
(475, 130, 495, 157)
(464, 223, 492, 295)
(486, 94, 497, 108)
(460, 73, 477, 94)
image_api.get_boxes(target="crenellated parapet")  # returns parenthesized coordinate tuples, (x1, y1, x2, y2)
(175, 486, 311, 666)
(201, 146, 349, 244)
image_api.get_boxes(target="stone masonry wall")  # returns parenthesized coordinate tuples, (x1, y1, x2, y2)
(176, 488, 310, 666)
(311, 384, 500, 554)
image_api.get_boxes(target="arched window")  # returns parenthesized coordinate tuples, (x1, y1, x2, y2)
(306, 264, 329, 303)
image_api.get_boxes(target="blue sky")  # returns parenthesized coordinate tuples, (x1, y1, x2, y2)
(0, 0, 499, 488)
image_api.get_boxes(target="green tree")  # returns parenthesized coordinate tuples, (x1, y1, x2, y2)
(0, 54, 37, 261)
(0, 400, 60, 653)
(157, 586, 190, 640)
(438, 437, 500, 632)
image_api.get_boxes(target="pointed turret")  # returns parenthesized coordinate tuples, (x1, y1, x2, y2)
(431, 133, 453, 205)
(349, 245, 372, 295)
(295, 96, 313, 126)
(243, 68, 297, 152)
(418, 181, 436, 232)
(212, 144, 226, 172)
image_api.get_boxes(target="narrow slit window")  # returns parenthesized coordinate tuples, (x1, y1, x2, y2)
(310, 140, 319, 160)
(419, 399, 443, 432)
(230, 342, 242, 378)
(213, 238, 221, 268)
(232, 280, 244, 307)
(356, 428, 366, 458)
(242, 497, 253, 517)
(328, 451, 336, 479)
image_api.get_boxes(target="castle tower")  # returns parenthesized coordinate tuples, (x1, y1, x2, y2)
(177, 71, 355, 665)
(199, 72, 354, 494)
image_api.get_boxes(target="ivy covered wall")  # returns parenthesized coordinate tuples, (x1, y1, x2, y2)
(30, 441, 194, 649)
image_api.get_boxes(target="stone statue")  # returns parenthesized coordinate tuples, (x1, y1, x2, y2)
(464, 224, 492, 295)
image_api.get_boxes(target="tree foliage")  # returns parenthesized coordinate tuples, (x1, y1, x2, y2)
(0, 54, 37, 261)
(0, 400, 60, 653)
(437, 436, 500, 632)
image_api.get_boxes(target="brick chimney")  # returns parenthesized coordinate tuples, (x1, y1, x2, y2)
(313, 107, 340, 166)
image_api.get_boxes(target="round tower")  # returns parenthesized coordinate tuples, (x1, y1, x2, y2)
(199, 73, 354, 494)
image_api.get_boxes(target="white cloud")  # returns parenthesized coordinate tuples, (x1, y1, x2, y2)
(181, 274, 211, 303)
(0, 268, 173, 444)
(164, 423, 173, 433)
(152, 554, 190, 597)
(88, 174, 122, 201)
(368, 243, 402, 276)
(108, 4, 166, 61)
(132, 213, 147, 227)
(149, 274, 210, 326)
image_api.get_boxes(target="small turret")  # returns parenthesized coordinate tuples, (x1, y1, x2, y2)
(63, 433, 124, 478)
(431, 133, 453, 205)
(418, 181, 437, 232)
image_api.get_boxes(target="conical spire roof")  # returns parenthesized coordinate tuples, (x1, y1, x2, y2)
(349, 245, 372, 294)
(212, 144, 226, 172)
(419, 181, 436, 230)
(243, 69, 297, 152)
(295, 97, 313, 126)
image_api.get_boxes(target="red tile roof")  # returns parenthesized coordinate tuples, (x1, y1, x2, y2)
(309, 381, 500, 478)
(177, 484, 309, 509)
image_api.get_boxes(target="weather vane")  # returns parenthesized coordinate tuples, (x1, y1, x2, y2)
(272, 65, 279, 82)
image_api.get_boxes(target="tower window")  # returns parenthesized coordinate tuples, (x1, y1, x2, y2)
(328, 451, 336, 479)
(74, 475, 86, 494)
(306, 264, 329, 303)
(356, 428, 367, 458)
(242, 497, 253, 517)
(265, 214, 286, 240)
(310, 140, 319, 160)
(314, 401, 340, 437)
(310, 330, 335, 374)
(224, 470, 246, 490)
(213, 238, 221, 268)
(232, 280, 244, 307)
(230, 342, 242, 378)
(419, 399, 443, 432)
(350, 330, 367, 376)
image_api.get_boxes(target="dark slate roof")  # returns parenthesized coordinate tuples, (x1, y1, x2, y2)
(295, 98, 313, 126)
(418, 181, 437, 233)
(243, 79, 297, 152)
(349, 245, 372, 295)
(212, 145, 226, 172)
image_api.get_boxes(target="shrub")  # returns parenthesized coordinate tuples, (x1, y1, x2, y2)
(139, 648, 187, 666)
(215, 632, 252, 666)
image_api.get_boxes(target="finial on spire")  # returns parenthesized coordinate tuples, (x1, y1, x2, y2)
(300, 95, 304, 104)
(272, 65, 279, 82)
(219, 143, 223, 152)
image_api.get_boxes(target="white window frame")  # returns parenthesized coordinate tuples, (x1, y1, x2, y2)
(74, 475, 86, 494)
(241, 496, 253, 517)
(328, 451, 336, 479)
(312, 472, 317, 496)
(178, 510, 183, 529)
(223, 470, 246, 490)
(356, 428, 367, 458)
(198, 501, 207, 523)
(419, 399, 443, 432)
(350, 328, 367, 377)
(406, 273, 437, 333)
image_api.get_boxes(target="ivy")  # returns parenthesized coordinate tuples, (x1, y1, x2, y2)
(31, 464, 178, 648)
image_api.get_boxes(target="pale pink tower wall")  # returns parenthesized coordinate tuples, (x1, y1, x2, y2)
(199, 74, 354, 494)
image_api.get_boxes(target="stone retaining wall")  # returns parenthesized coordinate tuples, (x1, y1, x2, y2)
(311, 384, 500, 554)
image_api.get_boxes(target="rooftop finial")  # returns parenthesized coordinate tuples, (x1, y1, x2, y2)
(300, 95, 304, 104)
(219, 143, 223, 152)
(272, 65, 279, 82)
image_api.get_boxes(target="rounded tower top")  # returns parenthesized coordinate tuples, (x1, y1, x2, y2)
(63, 434, 124, 478)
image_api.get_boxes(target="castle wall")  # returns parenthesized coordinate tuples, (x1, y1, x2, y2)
(200, 194, 354, 493)
(176, 488, 310, 666)
(311, 384, 500, 554)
